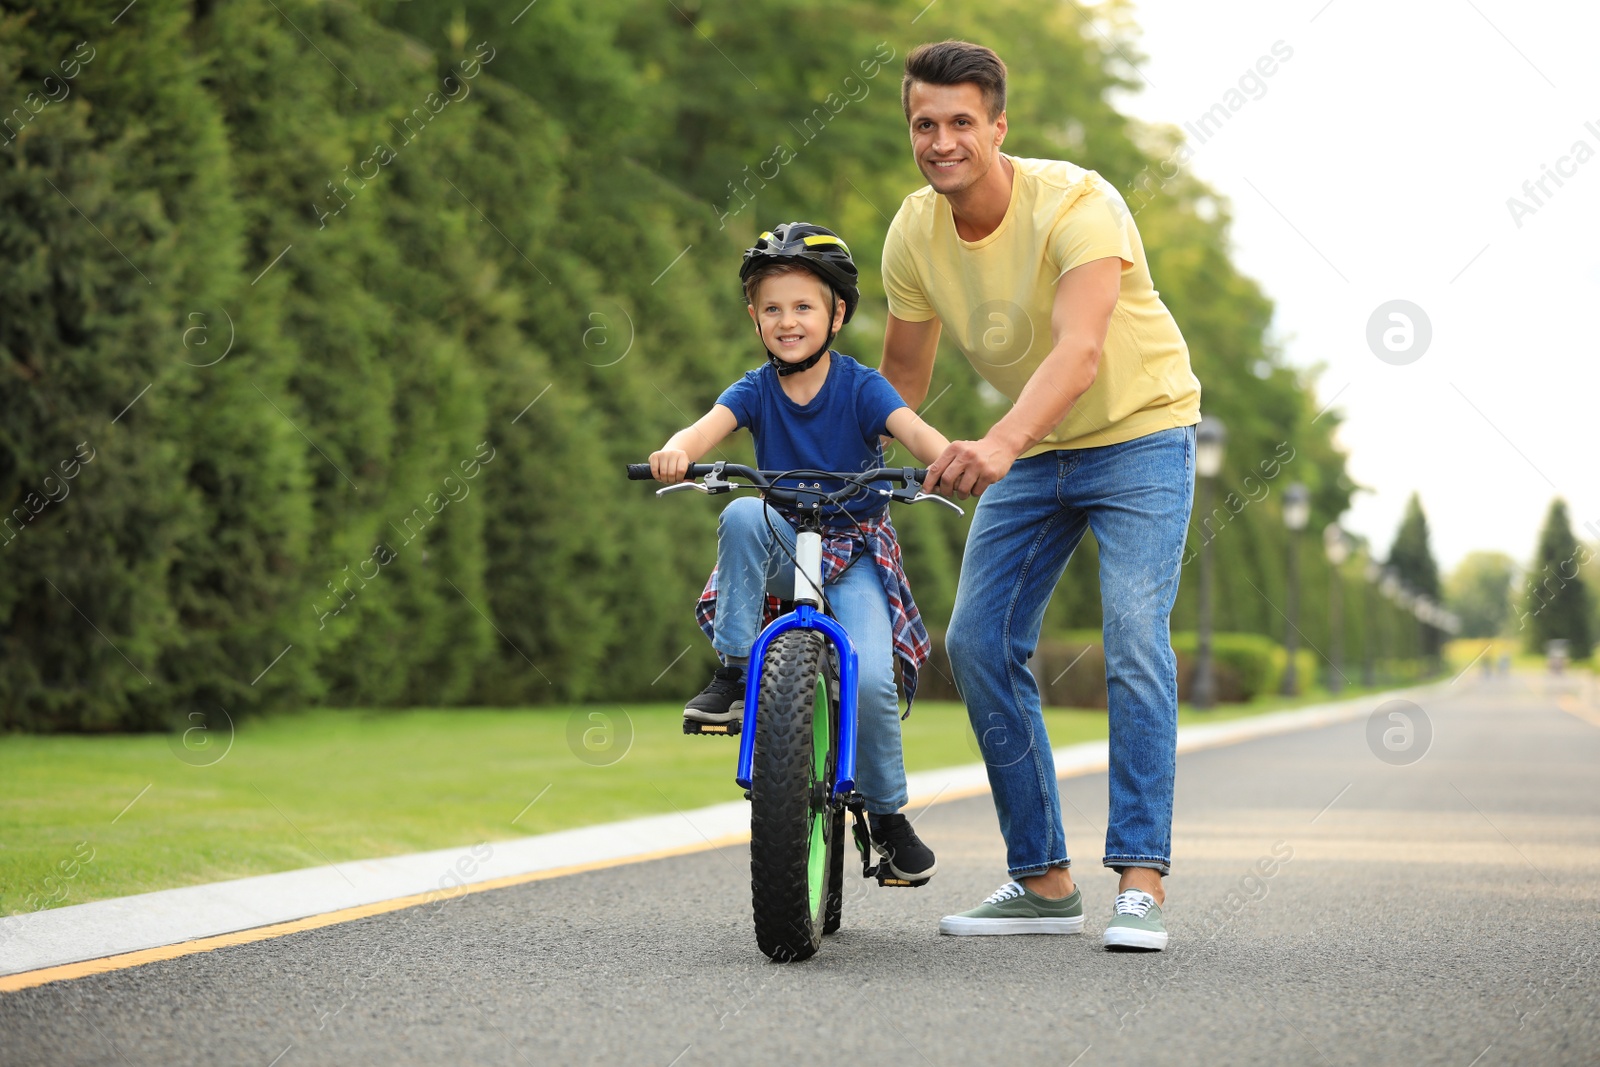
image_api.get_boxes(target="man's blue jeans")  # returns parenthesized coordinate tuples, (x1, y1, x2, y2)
(711, 496, 908, 815)
(946, 426, 1195, 878)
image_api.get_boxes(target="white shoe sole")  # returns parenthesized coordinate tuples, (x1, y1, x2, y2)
(1102, 926, 1168, 950)
(874, 850, 938, 882)
(683, 701, 743, 724)
(938, 914, 1085, 936)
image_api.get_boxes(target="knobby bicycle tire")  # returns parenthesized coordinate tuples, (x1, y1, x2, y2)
(749, 629, 841, 961)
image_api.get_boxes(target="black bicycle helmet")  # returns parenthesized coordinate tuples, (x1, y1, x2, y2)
(740, 222, 860, 375)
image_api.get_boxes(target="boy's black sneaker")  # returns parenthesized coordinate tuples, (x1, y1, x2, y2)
(869, 812, 938, 881)
(683, 666, 745, 726)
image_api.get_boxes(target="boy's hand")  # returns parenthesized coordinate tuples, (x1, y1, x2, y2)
(651, 406, 736, 483)
(650, 448, 691, 483)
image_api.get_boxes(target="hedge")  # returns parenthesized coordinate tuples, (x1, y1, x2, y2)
(919, 629, 1321, 708)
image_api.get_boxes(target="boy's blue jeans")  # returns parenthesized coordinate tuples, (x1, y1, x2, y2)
(946, 426, 1195, 878)
(711, 496, 907, 815)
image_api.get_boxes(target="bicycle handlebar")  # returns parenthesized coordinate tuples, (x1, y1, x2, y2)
(625, 460, 962, 515)
(625, 462, 928, 485)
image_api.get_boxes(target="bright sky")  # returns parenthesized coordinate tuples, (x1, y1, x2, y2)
(1102, 0, 1600, 571)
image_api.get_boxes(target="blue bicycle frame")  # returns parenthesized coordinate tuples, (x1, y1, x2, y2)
(734, 603, 859, 797)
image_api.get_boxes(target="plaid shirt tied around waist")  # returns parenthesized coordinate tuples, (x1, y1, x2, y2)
(694, 509, 931, 712)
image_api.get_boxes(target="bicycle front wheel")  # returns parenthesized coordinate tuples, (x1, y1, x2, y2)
(749, 629, 840, 962)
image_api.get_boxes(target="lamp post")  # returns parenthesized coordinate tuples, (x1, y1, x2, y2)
(1398, 585, 1421, 678)
(1415, 597, 1436, 675)
(1281, 483, 1311, 695)
(1323, 523, 1350, 694)
(1193, 416, 1227, 709)
(1381, 569, 1402, 679)
(1362, 557, 1380, 686)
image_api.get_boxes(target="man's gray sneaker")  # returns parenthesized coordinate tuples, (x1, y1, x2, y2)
(938, 880, 1084, 936)
(1102, 888, 1167, 950)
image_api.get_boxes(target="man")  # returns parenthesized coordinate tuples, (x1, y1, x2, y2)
(878, 40, 1201, 950)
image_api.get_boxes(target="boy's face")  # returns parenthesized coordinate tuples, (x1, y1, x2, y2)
(747, 270, 845, 361)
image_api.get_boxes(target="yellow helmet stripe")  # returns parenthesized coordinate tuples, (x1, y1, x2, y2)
(801, 234, 849, 252)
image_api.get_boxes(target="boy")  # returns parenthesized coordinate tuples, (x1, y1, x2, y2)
(650, 222, 950, 883)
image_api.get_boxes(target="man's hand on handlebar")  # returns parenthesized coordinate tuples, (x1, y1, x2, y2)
(926, 434, 1016, 500)
(649, 448, 692, 484)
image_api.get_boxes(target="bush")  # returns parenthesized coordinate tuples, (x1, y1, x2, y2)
(1035, 632, 1108, 708)
(921, 628, 1304, 709)
(1173, 631, 1283, 703)
(919, 629, 1108, 708)
(1270, 645, 1320, 700)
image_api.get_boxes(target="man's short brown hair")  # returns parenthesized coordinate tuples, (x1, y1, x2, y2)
(901, 40, 1007, 122)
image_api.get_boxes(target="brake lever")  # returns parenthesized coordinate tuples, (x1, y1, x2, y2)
(655, 482, 711, 496)
(889, 468, 964, 514)
(912, 492, 965, 516)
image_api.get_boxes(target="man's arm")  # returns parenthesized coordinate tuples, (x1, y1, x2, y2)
(927, 256, 1121, 499)
(879, 313, 943, 409)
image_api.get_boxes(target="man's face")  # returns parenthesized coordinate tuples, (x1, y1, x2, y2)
(906, 80, 1006, 196)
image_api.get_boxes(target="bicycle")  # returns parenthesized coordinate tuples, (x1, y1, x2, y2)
(626, 461, 961, 961)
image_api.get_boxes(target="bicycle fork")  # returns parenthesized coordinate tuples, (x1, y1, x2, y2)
(735, 528, 859, 796)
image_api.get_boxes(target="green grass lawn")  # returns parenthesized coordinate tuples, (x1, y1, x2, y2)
(1, 686, 1398, 915)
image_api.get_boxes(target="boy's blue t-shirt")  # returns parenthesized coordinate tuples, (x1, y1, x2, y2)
(716, 353, 908, 527)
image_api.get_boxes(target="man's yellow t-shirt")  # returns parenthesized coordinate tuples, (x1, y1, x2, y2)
(881, 155, 1200, 456)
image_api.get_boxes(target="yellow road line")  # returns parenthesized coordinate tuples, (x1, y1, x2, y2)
(0, 773, 1036, 994)
(1557, 694, 1600, 729)
(0, 833, 746, 995)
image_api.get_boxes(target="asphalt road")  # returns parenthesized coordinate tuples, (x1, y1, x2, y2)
(3, 675, 1597, 1066)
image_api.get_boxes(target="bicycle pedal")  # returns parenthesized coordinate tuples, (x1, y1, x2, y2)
(875, 870, 930, 888)
(682, 719, 740, 736)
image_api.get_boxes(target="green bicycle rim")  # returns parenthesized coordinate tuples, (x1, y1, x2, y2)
(806, 669, 829, 916)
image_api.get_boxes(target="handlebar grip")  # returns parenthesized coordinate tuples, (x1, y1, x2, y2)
(629, 462, 726, 480)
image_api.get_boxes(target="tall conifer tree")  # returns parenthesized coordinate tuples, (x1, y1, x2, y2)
(1522, 499, 1594, 659)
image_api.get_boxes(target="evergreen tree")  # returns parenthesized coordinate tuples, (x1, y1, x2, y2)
(1387, 494, 1441, 598)
(0, 1, 278, 730)
(1387, 493, 1442, 659)
(1521, 499, 1594, 659)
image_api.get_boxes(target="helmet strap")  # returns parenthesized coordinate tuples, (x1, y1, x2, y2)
(768, 330, 833, 377)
